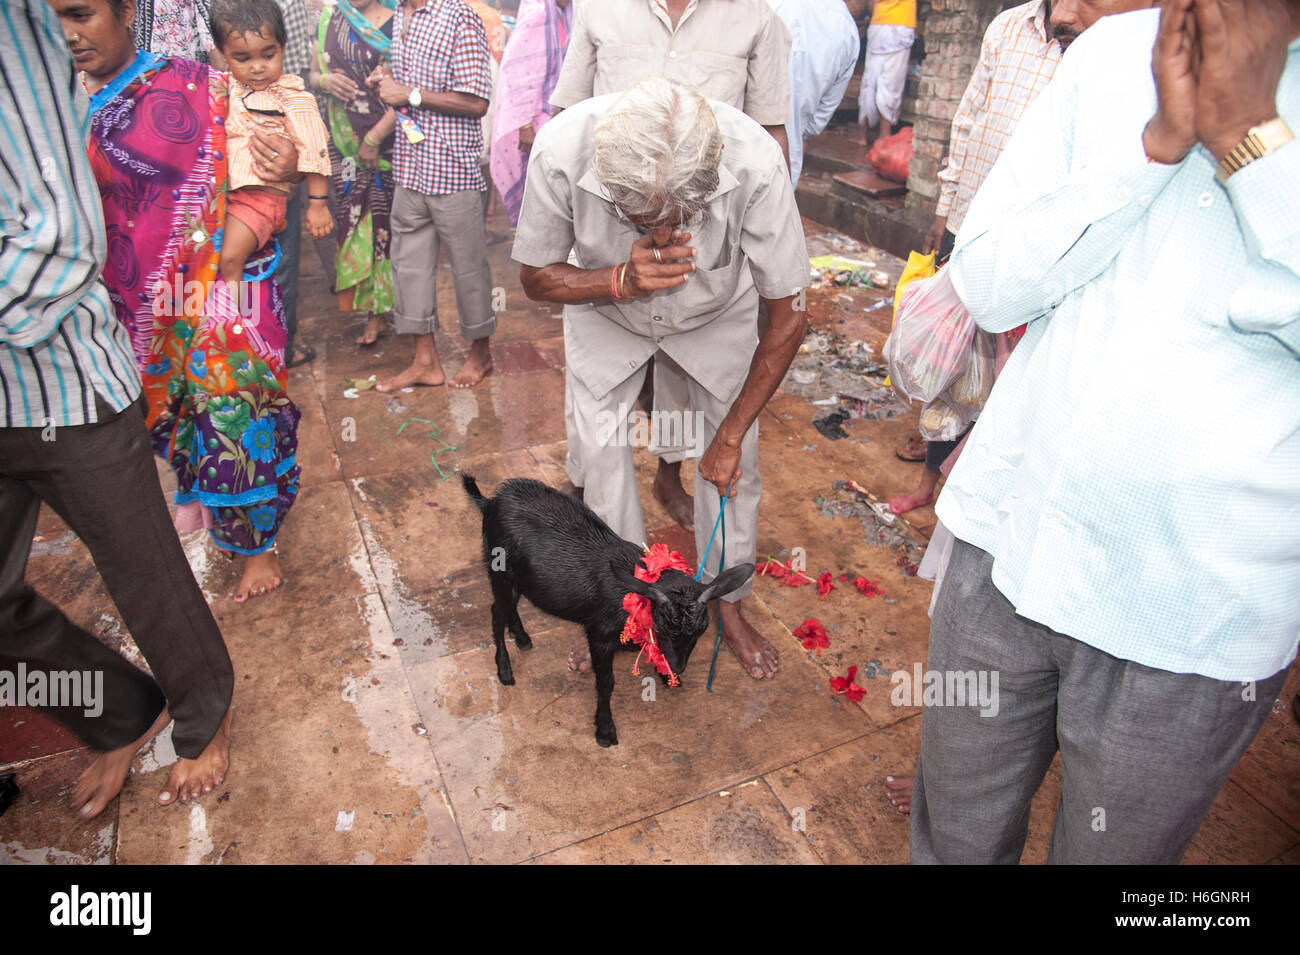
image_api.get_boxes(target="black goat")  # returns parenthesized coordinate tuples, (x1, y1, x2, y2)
(462, 475, 753, 747)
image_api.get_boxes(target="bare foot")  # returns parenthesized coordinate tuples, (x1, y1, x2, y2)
(889, 490, 935, 514)
(557, 481, 584, 502)
(652, 463, 694, 532)
(377, 360, 446, 392)
(158, 705, 234, 806)
(235, 550, 282, 602)
(885, 774, 913, 815)
(356, 313, 384, 346)
(718, 599, 778, 680)
(450, 339, 492, 389)
(72, 707, 172, 819)
(566, 636, 592, 673)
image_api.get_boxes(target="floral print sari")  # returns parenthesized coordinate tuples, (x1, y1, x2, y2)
(88, 52, 299, 555)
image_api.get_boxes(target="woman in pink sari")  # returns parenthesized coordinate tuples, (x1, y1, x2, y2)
(489, 0, 572, 225)
(68, 0, 302, 603)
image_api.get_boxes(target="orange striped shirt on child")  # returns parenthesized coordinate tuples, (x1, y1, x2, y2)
(226, 73, 332, 192)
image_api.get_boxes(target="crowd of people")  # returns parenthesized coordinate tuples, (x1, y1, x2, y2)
(1, 0, 1296, 866)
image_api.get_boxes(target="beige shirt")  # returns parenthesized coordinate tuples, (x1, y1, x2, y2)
(549, 0, 792, 127)
(512, 92, 808, 403)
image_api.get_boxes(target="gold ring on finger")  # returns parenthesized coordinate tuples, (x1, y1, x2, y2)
(653, 248, 662, 264)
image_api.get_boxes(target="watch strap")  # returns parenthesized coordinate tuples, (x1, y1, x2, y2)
(1216, 118, 1293, 184)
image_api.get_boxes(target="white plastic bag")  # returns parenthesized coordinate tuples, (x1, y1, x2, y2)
(882, 267, 976, 403)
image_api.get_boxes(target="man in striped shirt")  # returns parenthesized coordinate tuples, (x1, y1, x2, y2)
(925, 0, 1153, 259)
(0, 0, 234, 818)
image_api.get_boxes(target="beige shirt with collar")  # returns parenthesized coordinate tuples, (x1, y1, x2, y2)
(512, 92, 808, 404)
(548, 0, 792, 127)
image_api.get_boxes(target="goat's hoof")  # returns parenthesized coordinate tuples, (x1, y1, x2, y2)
(497, 671, 515, 686)
(595, 727, 618, 748)
(514, 633, 533, 650)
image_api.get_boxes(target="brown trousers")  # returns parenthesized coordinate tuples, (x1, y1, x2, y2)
(0, 397, 232, 758)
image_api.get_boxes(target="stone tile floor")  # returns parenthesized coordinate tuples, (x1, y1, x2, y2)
(2, 212, 1296, 864)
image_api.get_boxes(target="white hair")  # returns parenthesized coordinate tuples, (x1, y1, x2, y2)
(591, 77, 723, 226)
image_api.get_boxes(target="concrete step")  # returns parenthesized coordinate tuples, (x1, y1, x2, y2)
(832, 168, 907, 201)
(796, 169, 927, 263)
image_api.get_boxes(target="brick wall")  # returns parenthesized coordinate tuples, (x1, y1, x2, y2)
(904, 0, 1016, 212)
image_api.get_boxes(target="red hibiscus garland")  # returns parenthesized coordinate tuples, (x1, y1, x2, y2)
(619, 543, 691, 686)
(853, 576, 885, 598)
(830, 666, 865, 703)
(792, 618, 829, 654)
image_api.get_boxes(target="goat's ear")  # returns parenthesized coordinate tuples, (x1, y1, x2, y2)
(610, 560, 669, 605)
(697, 562, 755, 604)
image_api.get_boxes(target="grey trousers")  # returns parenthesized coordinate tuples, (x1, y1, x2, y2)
(911, 537, 1286, 864)
(390, 186, 495, 340)
(565, 359, 759, 602)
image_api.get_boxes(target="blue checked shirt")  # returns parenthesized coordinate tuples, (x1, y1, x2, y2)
(0, 0, 140, 428)
(391, 0, 493, 196)
(937, 10, 1300, 683)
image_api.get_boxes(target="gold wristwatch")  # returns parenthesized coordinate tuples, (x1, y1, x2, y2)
(1216, 117, 1294, 184)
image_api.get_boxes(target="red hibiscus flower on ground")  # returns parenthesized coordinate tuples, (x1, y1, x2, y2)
(792, 618, 829, 654)
(816, 571, 836, 600)
(759, 557, 813, 587)
(853, 576, 885, 598)
(830, 666, 865, 703)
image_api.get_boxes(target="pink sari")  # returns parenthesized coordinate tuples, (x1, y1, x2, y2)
(489, 0, 571, 224)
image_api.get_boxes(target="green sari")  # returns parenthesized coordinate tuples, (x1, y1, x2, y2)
(317, 2, 396, 314)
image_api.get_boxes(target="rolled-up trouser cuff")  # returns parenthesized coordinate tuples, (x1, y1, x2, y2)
(392, 311, 439, 337)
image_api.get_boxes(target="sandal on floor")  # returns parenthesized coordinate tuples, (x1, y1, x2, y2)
(286, 345, 316, 368)
(896, 436, 926, 463)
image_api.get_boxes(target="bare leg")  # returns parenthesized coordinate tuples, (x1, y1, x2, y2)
(356, 312, 384, 346)
(377, 332, 446, 391)
(886, 774, 913, 815)
(652, 459, 694, 532)
(72, 707, 172, 819)
(219, 213, 262, 289)
(450, 337, 493, 388)
(718, 597, 778, 680)
(890, 467, 940, 514)
(234, 550, 282, 603)
(158, 705, 234, 806)
(567, 636, 592, 673)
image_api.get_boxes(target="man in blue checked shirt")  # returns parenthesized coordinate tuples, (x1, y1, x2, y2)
(914, 0, 1300, 864)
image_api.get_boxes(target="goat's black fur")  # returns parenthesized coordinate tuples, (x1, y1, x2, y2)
(463, 475, 753, 747)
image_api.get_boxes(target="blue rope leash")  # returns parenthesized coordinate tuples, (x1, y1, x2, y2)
(700, 482, 731, 693)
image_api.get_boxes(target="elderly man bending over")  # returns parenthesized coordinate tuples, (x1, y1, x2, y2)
(513, 77, 809, 680)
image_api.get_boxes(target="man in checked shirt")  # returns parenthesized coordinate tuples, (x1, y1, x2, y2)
(370, 0, 497, 390)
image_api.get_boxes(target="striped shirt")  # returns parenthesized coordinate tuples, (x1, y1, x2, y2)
(939, 12, 1300, 682)
(391, 0, 493, 195)
(226, 74, 333, 191)
(0, 0, 140, 429)
(934, 0, 1059, 233)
